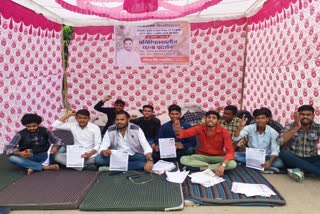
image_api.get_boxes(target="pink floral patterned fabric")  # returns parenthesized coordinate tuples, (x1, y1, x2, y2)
(0, 3, 63, 151)
(66, 22, 245, 116)
(245, 0, 320, 125)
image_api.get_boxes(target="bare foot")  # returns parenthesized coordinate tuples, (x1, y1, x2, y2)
(27, 168, 34, 175)
(43, 164, 60, 171)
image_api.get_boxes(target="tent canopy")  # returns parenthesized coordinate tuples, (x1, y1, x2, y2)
(12, 0, 267, 26)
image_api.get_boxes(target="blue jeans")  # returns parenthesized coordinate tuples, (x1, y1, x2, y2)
(8, 152, 48, 171)
(235, 152, 284, 169)
(95, 153, 147, 170)
(280, 150, 320, 176)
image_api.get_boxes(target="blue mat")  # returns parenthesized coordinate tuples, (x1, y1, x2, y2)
(183, 165, 286, 206)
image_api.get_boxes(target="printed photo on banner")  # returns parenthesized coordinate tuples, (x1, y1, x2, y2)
(115, 22, 190, 66)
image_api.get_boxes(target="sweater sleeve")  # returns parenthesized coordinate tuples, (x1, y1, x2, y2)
(94, 101, 113, 114)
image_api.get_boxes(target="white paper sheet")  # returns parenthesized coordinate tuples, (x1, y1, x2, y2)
(189, 169, 225, 187)
(166, 169, 189, 183)
(231, 182, 276, 197)
(151, 160, 176, 175)
(246, 148, 266, 171)
(110, 150, 129, 171)
(42, 144, 53, 166)
(159, 138, 176, 159)
(66, 145, 85, 168)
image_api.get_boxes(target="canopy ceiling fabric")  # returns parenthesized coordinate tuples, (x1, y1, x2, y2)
(11, 0, 268, 26)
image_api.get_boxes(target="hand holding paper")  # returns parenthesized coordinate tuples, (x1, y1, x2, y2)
(159, 138, 177, 159)
(66, 145, 85, 168)
(110, 150, 129, 171)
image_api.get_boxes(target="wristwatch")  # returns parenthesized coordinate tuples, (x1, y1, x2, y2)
(220, 163, 227, 167)
(147, 157, 153, 162)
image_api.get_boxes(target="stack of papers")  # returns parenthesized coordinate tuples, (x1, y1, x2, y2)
(151, 160, 176, 175)
(188, 169, 225, 187)
(166, 170, 189, 183)
(231, 182, 276, 197)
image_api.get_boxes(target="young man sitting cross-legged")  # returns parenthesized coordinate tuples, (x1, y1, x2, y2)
(174, 111, 236, 177)
(4, 114, 62, 175)
(95, 111, 153, 172)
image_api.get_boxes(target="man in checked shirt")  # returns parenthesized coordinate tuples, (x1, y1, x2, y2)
(277, 105, 320, 182)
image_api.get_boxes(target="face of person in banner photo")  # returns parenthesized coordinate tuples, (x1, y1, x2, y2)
(124, 39, 133, 52)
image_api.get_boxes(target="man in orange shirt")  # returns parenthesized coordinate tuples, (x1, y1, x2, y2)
(174, 111, 236, 176)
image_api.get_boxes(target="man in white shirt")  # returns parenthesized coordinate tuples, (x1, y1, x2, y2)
(116, 38, 142, 66)
(96, 111, 153, 171)
(52, 109, 101, 170)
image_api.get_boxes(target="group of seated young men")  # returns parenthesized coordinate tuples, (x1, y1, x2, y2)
(4, 96, 320, 182)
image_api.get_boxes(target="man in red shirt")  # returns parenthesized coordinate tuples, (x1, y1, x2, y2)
(174, 111, 236, 176)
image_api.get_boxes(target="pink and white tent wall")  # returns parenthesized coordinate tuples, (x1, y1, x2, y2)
(0, 0, 319, 151)
(0, 0, 63, 152)
(245, 0, 320, 125)
(67, 19, 246, 117)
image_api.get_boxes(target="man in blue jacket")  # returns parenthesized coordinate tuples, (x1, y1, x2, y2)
(153, 104, 196, 162)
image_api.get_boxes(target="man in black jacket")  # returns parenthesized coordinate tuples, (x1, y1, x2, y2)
(4, 114, 62, 174)
(131, 105, 161, 148)
(94, 95, 125, 135)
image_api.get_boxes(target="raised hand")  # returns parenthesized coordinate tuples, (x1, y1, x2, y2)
(239, 114, 248, 127)
(293, 112, 301, 129)
(67, 110, 76, 117)
(102, 95, 112, 102)
(173, 120, 182, 134)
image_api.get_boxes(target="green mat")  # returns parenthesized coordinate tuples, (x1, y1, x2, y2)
(79, 172, 184, 211)
(0, 155, 25, 191)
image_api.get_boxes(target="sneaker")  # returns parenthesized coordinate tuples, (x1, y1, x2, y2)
(98, 166, 110, 172)
(263, 167, 280, 174)
(287, 168, 304, 182)
(260, 169, 274, 174)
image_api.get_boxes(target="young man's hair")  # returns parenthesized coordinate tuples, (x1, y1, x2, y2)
(168, 104, 181, 113)
(21, 114, 43, 125)
(115, 99, 125, 106)
(143, 105, 154, 111)
(123, 38, 133, 43)
(253, 108, 269, 118)
(205, 111, 221, 120)
(76, 109, 90, 117)
(224, 105, 238, 115)
(259, 107, 272, 118)
(252, 108, 260, 118)
(116, 110, 130, 118)
(298, 105, 315, 113)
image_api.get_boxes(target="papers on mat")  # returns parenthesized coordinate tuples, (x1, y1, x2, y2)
(231, 182, 276, 197)
(159, 138, 177, 159)
(151, 160, 176, 175)
(166, 169, 189, 183)
(110, 150, 129, 171)
(246, 148, 266, 171)
(42, 144, 53, 166)
(189, 169, 225, 187)
(67, 145, 85, 168)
